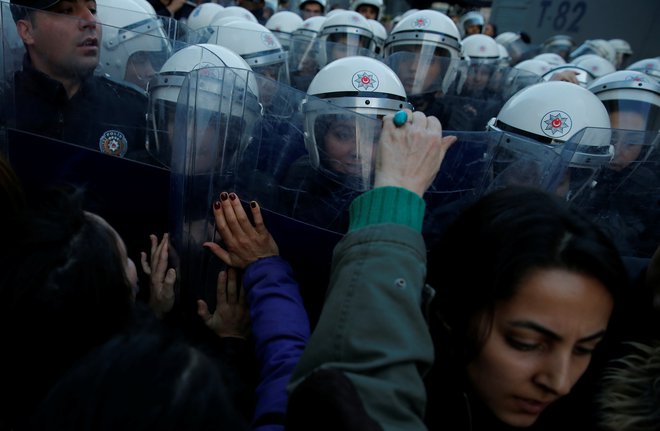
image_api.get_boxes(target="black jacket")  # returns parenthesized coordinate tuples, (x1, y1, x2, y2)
(8, 57, 151, 163)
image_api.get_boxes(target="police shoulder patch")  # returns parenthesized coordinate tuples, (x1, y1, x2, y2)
(99, 129, 128, 157)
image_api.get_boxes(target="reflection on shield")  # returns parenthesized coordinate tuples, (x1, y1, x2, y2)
(423, 129, 570, 249)
(570, 129, 660, 258)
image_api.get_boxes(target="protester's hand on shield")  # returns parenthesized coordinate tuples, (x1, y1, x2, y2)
(376, 109, 457, 198)
(141, 233, 176, 319)
(197, 268, 251, 339)
(203, 192, 279, 269)
(549, 70, 579, 85)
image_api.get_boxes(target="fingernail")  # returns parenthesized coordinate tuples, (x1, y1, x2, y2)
(213, 200, 221, 210)
(220, 192, 228, 201)
(250, 201, 257, 208)
(229, 193, 236, 201)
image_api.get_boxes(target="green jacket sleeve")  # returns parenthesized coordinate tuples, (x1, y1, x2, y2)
(289, 187, 433, 431)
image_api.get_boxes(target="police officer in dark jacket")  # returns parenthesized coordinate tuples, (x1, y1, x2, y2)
(5, 0, 151, 162)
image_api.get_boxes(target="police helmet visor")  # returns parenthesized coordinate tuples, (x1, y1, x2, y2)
(384, 45, 455, 96)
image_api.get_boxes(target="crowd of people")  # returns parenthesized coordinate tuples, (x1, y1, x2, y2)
(0, 0, 659, 430)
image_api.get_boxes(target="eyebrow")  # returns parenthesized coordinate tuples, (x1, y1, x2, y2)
(508, 320, 607, 343)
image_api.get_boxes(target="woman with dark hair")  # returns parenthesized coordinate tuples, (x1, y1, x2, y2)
(424, 186, 630, 430)
(0, 186, 177, 430)
(288, 104, 631, 430)
(0, 187, 139, 429)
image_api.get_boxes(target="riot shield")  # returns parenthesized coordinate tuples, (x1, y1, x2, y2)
(169, 67, 391, 311)
(95, 6, 174, 90)
(423, 128, 570, 248)
(0, 1, 25, 87)
(289, 37, 375, 92)
(570, 129, 660, 258)
(2, 5, 159, 164)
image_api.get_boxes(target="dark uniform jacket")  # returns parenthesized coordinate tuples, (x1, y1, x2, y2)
(7, 56, 151, 163)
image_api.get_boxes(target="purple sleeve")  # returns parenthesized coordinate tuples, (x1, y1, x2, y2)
(243, 256, 310, 430)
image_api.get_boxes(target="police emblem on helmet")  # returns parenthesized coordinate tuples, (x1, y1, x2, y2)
(352, 70, 379, 91)
(261, 32, 276, 47)
(412, 17, 429, 29)
(540, 111, 572, 138)
(99, 130, 128, 157)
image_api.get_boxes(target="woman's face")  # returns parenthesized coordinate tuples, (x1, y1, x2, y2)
(322, 120, 361, 175)
(86, 212, 139, 299)
(609, 110, 646, 171)
(466, 268, 613, 427)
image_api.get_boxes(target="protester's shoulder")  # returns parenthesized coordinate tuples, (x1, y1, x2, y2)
(93, 75, 147, 102)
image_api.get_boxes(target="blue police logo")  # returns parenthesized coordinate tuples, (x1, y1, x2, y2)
(540, 111, 572, 138)
(99, 130, 128, 157)
(352, 70, 379, 91)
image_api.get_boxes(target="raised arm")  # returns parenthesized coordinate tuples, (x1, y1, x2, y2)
(287, 110, 456, 431)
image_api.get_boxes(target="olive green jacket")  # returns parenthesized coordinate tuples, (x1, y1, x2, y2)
(289, 187, 434, 431)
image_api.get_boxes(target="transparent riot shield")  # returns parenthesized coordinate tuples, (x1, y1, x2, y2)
(2, 5, 156, 164)
(502, 67, 544, 100)
(170, 67, 388, 308)
(384, 51, 464, 102)
(422, 128, 570, 249)
(446, 61, 546, 132)
(168, 66, 265, 308)
(289, 37, 376, 92)
(1, 1, 25, 87)
(570, 129, 660, 258)
(96, 3, 175, 90)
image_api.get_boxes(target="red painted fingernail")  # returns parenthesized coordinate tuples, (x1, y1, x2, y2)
(213, 200, 221, 210)
(250, 201, 257, 208)
(220, 192, 228, 201)
(229, 193, 236, 201)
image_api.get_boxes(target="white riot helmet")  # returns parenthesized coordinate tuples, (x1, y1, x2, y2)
(589, 70, 660, 132)
(302, 56, 412, 176)
(384, 10, 462, 95)
(211, 6, 258, 24)
(571, 54, 616, 78)
(186, 2, 224, 30)
(368, 18, 387, 56)
(96, 0, 172, 90)
(533, 53, 566, 67)
(316, 10, 375, 67)
(514, 59, 552, 77)
(497, 43, 511, 67)
(147, 44, 260, 167)
(349, 0, 383, 20)
(626, 58, 660, 81)
(208, 20, 289, 85)
(458, 10, 484, 38)
(540, 34, 575, 59)
(608, 38, 633, 69)
(494, 31, 530, 65)
(488, 81, 612, 168)
(462, 34, 499, 63)
(265, 11, 303, 51)
(390, 8, 418, 31)
(293, 16, 326, 40)
(542, 63, 595, 87)
(569, 39, 617, 66)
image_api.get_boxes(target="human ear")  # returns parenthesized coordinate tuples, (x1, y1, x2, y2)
(15, 19, 35, 45)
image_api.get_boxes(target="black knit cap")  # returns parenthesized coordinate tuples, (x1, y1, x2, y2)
(10, 0, 61, 10)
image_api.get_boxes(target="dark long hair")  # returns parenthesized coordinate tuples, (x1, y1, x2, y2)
(427, 186, 628, 365)
(424, 186, 630, 429)
(0, 186, 136, 429)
